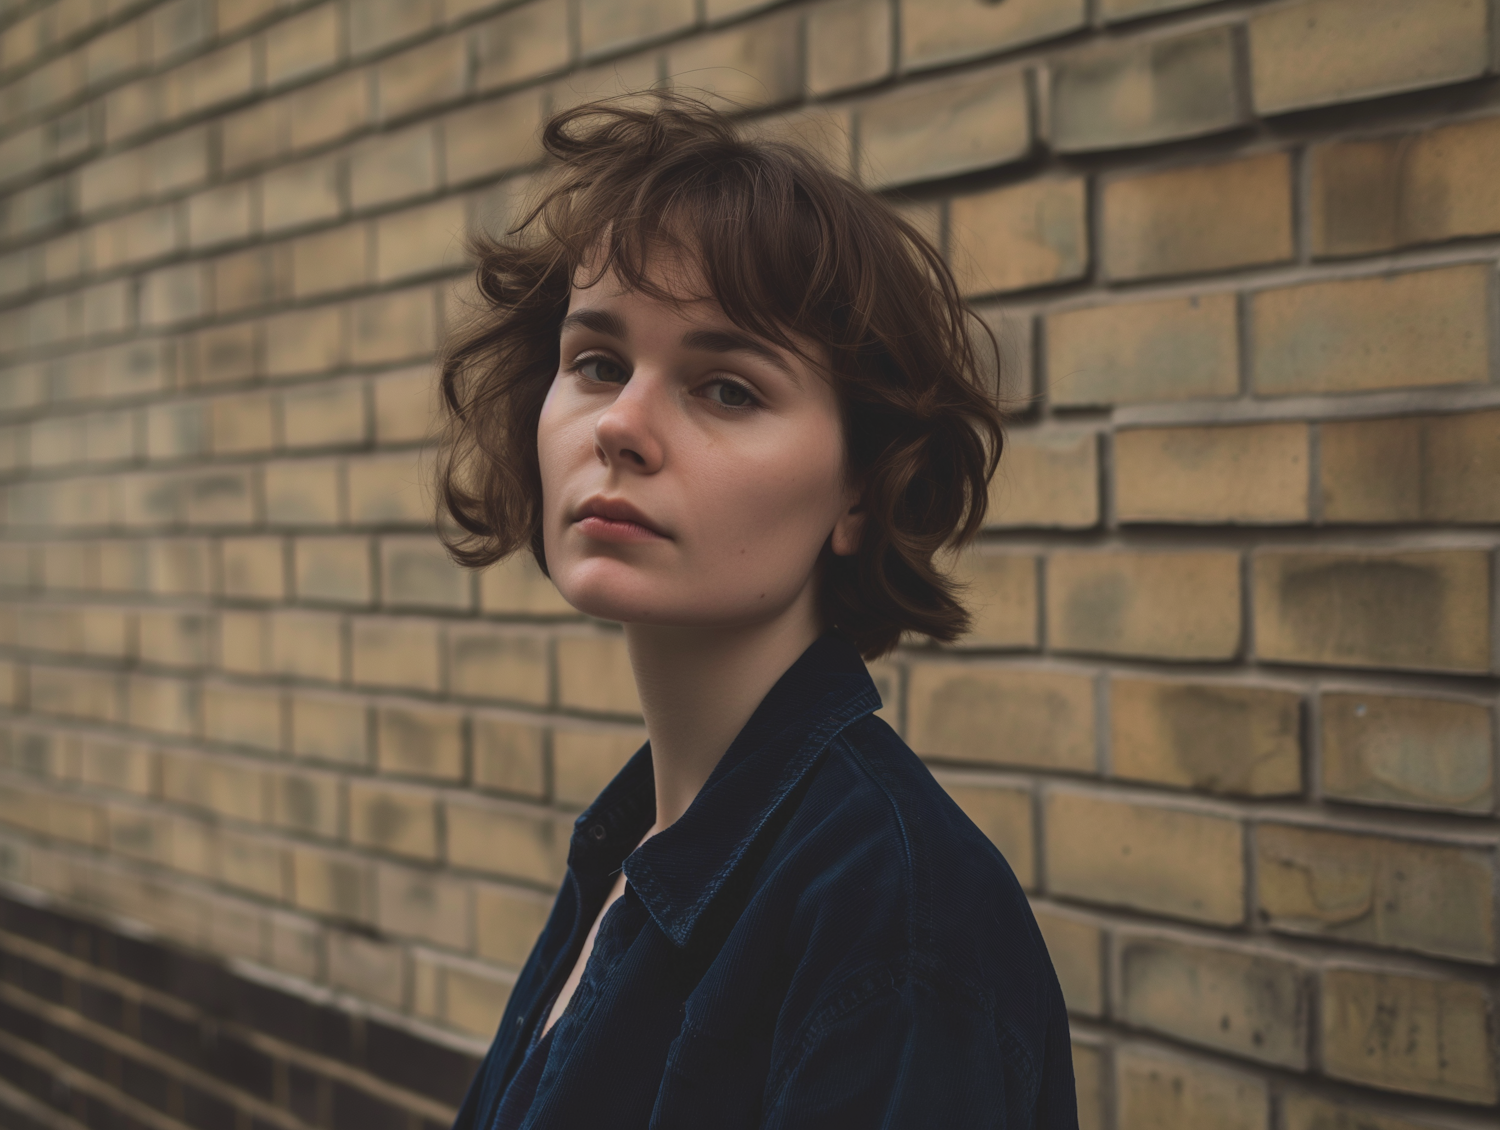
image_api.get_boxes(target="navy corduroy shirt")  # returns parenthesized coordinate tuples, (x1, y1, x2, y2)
(452, 633, 1078, 1129)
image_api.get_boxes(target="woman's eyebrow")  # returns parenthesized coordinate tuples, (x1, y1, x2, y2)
(680, 328, 797, 379)
(559, 308, 628, 338)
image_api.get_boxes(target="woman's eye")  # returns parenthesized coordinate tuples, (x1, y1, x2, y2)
(706, 380, 756, 408)
(577, 357, 627, 384)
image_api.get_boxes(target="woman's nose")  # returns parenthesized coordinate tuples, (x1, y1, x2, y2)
(593, 375, 665, 473)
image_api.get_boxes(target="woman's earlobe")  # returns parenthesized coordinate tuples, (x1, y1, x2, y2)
(829, 505, 865, 557)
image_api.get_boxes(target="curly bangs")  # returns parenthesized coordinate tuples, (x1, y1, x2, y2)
(437, 92, 1008, 659)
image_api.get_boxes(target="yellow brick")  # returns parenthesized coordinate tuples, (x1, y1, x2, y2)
(1253, 550, 1492, 674)
(950, 178, 1087, 297)
(475, 882, 553, 965)
(907, 661, 1095, 772)
(295, 536, 373, 604)
(1321, 968, 1496, 1103)
(328, 930, 404, 1009)
(351, 617, 442, 691)
(1319, 409, 1500, 524)
(451, 626, 550, 705)
(1249, 0, 1488, 116)
(1104, 152, 1293, 279)
(1118, 933, 1308, 1068)
(350, 0, 440, 54)
(901, 0, 1084, 71)
(859, 67, 1030, 189)
(374, 197, 467, 283)
(291, 223, 370, 298)
(1052, 26, 1242, 153)
(986, 428, 1099, 529)
(288, 70, 372, 153)
(264, 460, 339, 526)
(260, 157, 342, 234)
(165, 40, 257, 119)
(1048, 551, 1241, 660)
(474, 0, 570, 89)
(290, 693, 370, 765)
(269, 610, 344, 682)
(377, 863, 470, 948)
(948, 549, 1037, 648)
(128, 673, 199, 736)
(219, 610, 270, 676)
(666, 11, 801, 110)
(137, 610, 211, 667)
(268, 767, 340, 838)
(474, 715, 547, 798)
(442, 91, 546, 184)
(281, 379, 367, 450)
(807, 0, 892, 97)
(264, 3, 339, 86)
(1258, 823, 1495, 963)
(742, 105, 855, 176)
(1111, 677, 1301, 797)
(372, 366, 441, 444)
(210, 391, 276, 455)
(1032, 907, 1103, 1017)
(1311, 115, 1500, 257)
(479, 552, 574, 616)
(349, 287, 437, 364)
(1047, 293, 1238, 406)
(1115, 1046, 1269, 1130)
(556, 634, 642, 715)
(214, 245, 293, 315)
(160, 749, 266, 822)
(214, 829, 286, 898)
(187, 324, 258, 387)
(203, 681, 283, 751)
(349, 779, 438, 859)
(578, 0, 693, 58)
(1072, 1039, 1105, 1130)
(1115, 422, 1309, 524)
(931, 770, 1034, 887)
(379, 32, 466, 118)
(441, 958, 516, 1036)
(1252, 265, 1492, 396)
(263, 305, 346, 378)
(553, 725, 647, 807)
(92, 205, 180, 271)
(1045, 789, 1245, 925)
(378, 703, 464, 779)
(1320, 691, 1492, 814)
(220, 536, 285, 600)
(140, 263, 207, 326)
(383, 535, 471, 610)
(186, 183, 253, 249)
(1281, 1092, 1461, 1130)
(292, 845, 376, 921)
(447, 794, 569, 884)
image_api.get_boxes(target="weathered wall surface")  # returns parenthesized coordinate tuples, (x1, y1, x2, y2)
(0, 0, 1496, 1127)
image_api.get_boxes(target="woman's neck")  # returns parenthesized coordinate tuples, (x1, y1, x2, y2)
(623, 592, 822, 829)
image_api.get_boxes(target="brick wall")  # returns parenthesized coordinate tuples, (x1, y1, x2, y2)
(0, 0, 1495, 1128)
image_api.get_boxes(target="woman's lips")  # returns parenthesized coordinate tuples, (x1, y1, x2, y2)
(574, 514, 667, 542)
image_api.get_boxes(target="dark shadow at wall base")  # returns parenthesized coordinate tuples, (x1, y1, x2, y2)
(0, 890, 478, 1130)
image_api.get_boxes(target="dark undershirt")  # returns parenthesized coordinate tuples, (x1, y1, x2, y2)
(492, 995, 559, 1130)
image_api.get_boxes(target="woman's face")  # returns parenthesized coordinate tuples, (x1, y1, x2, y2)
(536, 257, 861, 628)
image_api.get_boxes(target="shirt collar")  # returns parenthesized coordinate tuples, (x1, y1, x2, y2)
(567, 633, 881, 949)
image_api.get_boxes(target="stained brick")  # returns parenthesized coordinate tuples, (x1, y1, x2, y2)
(552, 725, 645, 806)
(296, 536, 373, 605)
(349, 289, 437, 364)
(1047, 293, 1238, 406)
(474, 0, 571, 90)
(290, 693, 370, 765)
(350, 0, 439, 56)
(349, 128, 438, 210)
(901, 0, 1085, 71)
(443, 93, 546, 184)
(1281, 1093, 1461, 1130)
(556, 633, 639, 715)
(220, 537, 285, 600)
(475, 883, 553, 965)
(1047, 550, 1241, 660)
(349, 780, 438, 860)
(1251, 265, 1492, 396)
(1257, 823, 1496, 963)
(351, 616, 442, 692)
(1045, 789, 1245, 925)
(281, 380, 367, 449)
(947, 550, 1038, 649)
(375, 197, 468, 282)
(1117, 934, 1308, 1067)
(450, 626, 549, 704)
(377, 704, 464, 779)
(1104, 152, 1294, 279)
(473, 716, 547, 797)
(264, 4, 339, 87)
(986, 429, 1099, 529)
(1318, 410, 1500, 524)
(807, 0, 892, 97)
(1253, 550, 1492, 674)
(1249, 0, 1489, 116)
(377, 864, 469, 949)
(446, 795, 569, 884)
(950, 178, 1087, 297)
(1321, 967, 1497, 1103)
(1320, 691, 1493, 814)
(665, 12, 801, 110)
(1115, 1046, 1270, 1130)
(292, 224, 371, 298)
(479, 552, 574, 615)
(1115, 423, 1309, 524)
(382, 536, 470, 610)
(1111, 678, 1302, 797)
(578, 0, 695, 58)
(1032, 907, 1103, 1016)
(858, 67, 1030, 189)
(1310, 115, 1500, 257)
(1051, 26, 1242, 153)
(907, 661, 1095, 773)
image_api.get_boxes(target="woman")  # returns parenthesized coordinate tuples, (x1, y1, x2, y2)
(439, 94, 1077, 1129)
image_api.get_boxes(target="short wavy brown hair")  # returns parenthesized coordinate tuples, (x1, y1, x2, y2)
(437, 93, 1006, 659)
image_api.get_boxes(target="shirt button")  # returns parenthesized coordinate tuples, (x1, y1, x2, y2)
(588, 823, 607, 842)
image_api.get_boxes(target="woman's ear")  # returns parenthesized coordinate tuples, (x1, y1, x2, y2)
(829, 497, 865, 557)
